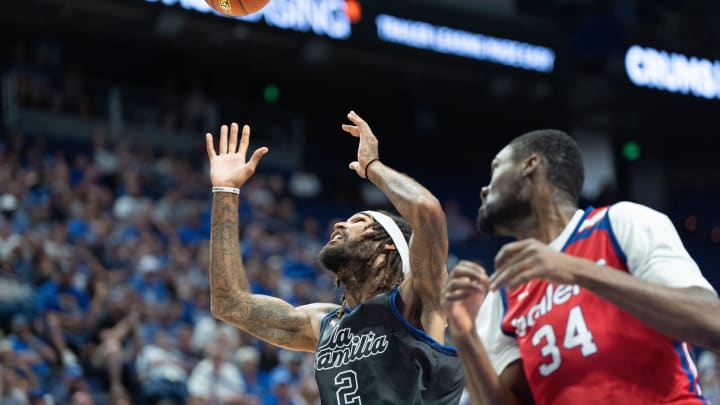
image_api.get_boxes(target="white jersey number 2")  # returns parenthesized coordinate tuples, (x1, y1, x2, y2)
(531, 306, 598, 376)
(334, 370, 362, 405)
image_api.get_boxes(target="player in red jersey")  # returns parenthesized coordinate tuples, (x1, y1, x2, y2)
(443, 129, 720, 405)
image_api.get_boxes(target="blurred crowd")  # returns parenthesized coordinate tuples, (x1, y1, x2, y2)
(0, 131, 357, 405)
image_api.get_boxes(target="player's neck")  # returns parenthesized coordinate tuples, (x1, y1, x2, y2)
(343, 287, 381, 308)
(344, 292, 362, 308)
(513, 196, 577, 244)
(337, 259, 389, 308)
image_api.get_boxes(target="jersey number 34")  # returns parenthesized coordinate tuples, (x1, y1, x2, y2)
(531, 305, 598, 376)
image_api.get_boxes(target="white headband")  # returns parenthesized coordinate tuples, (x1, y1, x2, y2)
(363, 211, 410, 275)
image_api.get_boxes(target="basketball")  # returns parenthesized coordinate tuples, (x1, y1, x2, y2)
(204, 0, 270, 16)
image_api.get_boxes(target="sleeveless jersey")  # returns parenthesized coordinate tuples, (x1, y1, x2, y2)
(314, 287, 464, 405)
(500, 206, 708, 405)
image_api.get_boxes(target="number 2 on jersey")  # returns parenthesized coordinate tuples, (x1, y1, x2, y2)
(334, 370, 362, 405)
(531, 305, 598, 376)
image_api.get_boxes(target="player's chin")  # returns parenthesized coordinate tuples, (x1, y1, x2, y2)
(475, 209, 496, 236)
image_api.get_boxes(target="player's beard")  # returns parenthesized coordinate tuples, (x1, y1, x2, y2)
(318, 237, 377, 286)
(476, 196, 532, 236)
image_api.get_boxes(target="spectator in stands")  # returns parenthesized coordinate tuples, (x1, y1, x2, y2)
(0, 365, 30, 405)
(175, 325, 203, 372)
(91, 129, 119, 181)
(50, 363, 91, 405)
(293, 375, 320, 405)
(88, 297, 140, 403)
(264, 367, 297, 405)
(0, 339, 38, 405)
(135, 330, 188, 404)
(4, 315, 56, 392)
(0, 255, 34, 328)
(187, 335, 251, 404)
(112, 171, 151, 221)
(35, 261, 105, 370)
(288, 170, 321, 200)
(235, 346, 266, 400)
(270, 350, 304, 388)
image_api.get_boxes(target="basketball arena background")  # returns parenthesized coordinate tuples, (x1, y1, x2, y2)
(0, 0, 719, 404)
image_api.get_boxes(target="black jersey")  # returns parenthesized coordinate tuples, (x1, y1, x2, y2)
(314, 287, 464, 405)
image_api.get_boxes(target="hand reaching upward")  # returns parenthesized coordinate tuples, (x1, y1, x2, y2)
(341, 111, 380, 179)
(206, 123, 269, 188)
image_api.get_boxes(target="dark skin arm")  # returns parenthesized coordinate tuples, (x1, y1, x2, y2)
(207, 123, 338, 352)
(443, 260, 534, 405)
(489, 239, 720, 351)
(342, 111, 449, 342)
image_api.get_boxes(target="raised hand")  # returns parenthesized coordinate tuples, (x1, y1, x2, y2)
(341, 110, 379, 178)
(443, 260, 490, 335)
(206, 123, 269, 188)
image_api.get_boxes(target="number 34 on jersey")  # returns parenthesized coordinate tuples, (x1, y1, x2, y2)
(506, 283, 599, 377)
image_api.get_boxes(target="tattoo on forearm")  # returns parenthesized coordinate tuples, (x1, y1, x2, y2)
(375, 170, 429, 219)
(210, 193, 246, 313)
(209, 193, 307, 346)
(242, 299, 304, 345)
(371, 165, 448, 292)
(216, 288, 307, 346)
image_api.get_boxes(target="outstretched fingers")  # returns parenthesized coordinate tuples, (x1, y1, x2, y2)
(210, 123, 253, 158)
(246, 146, 269, 171)
(341, 124, 360, 137)
(205, 133, 216, 160)
(347, 110, 367, 127)
(228, 123, 239, 154)
(238, 124, 251, 159)
(343, 111, 370, 137)
(219, 124, 228, 154)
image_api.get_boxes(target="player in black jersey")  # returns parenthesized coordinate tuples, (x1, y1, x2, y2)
(205, 110, 464, 405)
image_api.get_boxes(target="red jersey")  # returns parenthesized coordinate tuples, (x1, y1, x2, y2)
(497, 205, 708, 405)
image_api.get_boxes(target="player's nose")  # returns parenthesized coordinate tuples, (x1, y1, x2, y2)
(480, 186, 489, 202)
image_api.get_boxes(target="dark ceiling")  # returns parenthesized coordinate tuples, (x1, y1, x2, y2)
(2, 0, 719, 181)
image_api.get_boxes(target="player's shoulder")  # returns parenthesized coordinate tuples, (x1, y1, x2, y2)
(477, 290, 506, 331)
(607, 201, 669, 224)
(303, 302, 343, 338)
(298, 302, 342, 324)
(300, 302, 341, 315)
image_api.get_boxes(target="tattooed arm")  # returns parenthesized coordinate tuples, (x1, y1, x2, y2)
(364, 161, 447, 297)
(342, 111, 448, 338)
(207, 123, 338, 352)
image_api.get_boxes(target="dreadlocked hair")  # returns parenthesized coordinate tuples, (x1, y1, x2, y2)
(336, 210, 412, 318)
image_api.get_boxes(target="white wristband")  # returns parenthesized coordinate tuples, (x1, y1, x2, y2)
(212, 186, 240, 195)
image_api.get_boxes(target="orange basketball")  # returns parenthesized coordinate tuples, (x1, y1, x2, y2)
(204, 0, 270, 16)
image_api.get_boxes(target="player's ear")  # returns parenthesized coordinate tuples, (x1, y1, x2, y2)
(522, 153, 540, 178)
